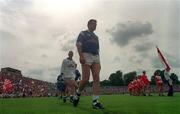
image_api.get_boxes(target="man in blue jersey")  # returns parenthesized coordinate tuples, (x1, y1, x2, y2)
(75, 69, 81, 82)
(57, 73, 66, 100)
(73, 19, 104, 109)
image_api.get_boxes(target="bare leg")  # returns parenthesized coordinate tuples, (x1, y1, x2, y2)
(91, 63, 101, 95)
(78, 64, 91, 92)
(72, 64, 91, 107)
(67, 80, 78, 95)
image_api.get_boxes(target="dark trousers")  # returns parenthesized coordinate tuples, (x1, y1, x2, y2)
(167, 82, 173, 96)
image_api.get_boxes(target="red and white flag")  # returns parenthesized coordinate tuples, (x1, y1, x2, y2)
(156, 46, 171, 71)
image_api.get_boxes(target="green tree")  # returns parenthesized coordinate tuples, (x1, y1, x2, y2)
(170, 73, 179, 84)
(109, 70, 124, 86)
(100, 79, 110, 86)
(150, 75, 156, 85)
(123, 71, 137, 86)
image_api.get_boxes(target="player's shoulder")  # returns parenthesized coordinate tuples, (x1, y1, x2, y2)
(80, 30, 89, 35)
(63, 58, 67, 62)
(63, 58, 70, 63)
(79, 31, 85, 35)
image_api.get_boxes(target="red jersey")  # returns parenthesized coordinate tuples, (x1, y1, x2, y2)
(140, 74, 149, 85)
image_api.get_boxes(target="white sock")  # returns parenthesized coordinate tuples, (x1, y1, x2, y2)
(76, 89, 81, 95)
(92, 95, 99, 102)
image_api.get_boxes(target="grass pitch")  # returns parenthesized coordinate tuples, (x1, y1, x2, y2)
(0, 93, 180, 114)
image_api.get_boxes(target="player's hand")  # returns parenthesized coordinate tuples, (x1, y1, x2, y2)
(80, 54, 85, 64)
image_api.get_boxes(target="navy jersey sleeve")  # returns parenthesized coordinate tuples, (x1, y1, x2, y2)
(97, 36, 100, 52)
(76, 31, 85, 46)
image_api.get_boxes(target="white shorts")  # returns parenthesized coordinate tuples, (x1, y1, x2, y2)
(83, 53, 100, 65)
(64, 77, 74, 81)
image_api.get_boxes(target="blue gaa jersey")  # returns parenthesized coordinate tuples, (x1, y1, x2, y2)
(76, 30, 99, 55)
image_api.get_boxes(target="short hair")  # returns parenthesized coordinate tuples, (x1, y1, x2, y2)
(87, 19, 97, 27)
(69, 50, 73, 53)
(143, 71, 146, 74)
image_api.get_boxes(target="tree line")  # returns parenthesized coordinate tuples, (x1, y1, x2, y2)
(97, 70, 180, 86)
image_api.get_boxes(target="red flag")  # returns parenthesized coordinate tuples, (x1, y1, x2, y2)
(156, 46, 171, 71)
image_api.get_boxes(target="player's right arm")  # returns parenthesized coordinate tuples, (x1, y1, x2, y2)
(76, 31, 85, 64)
(60, 59, 66, 75)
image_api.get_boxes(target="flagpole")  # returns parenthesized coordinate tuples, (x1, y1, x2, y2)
(156, 46, 171, 71)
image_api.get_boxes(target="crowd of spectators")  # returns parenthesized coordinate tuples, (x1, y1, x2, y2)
(0, 67, 56, 98)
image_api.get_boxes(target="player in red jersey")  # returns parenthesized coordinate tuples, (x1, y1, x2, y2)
(140, 71, 151, 96)
(128, 82, 133, 95)
(154, 71, 164, 96)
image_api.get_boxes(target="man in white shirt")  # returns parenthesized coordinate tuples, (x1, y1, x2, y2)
(60, 51, 78, 102)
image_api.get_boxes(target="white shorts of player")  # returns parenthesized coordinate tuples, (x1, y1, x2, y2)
(83, 53, 100, 65)
(64, 77, 74, 81)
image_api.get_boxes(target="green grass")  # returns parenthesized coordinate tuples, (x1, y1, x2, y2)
(0, 93, 180, 114)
